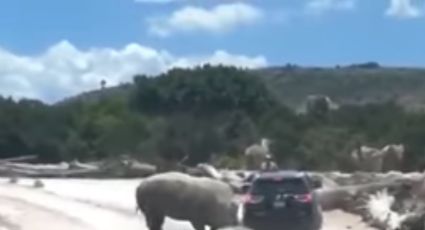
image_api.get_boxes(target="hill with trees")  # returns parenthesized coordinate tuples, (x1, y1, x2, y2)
(258, 64, 425, 112)
(2, 64, 425, 171)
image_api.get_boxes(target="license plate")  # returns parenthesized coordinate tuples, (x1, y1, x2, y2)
(273, 201, 285, 208)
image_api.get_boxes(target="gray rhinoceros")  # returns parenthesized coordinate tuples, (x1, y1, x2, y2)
(135, 172, 241, 230)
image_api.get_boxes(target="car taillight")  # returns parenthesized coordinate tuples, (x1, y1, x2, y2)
(272, 176, 284, 181)
(243, 194, 264, 204)
(295, 193, 312, 203)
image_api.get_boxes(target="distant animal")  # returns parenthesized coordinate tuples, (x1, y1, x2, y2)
(244, 138, 272, 170)
(135, 172, 241, 230)
(381, 144, 405, 172)
(351, 144, 405, 172)
(351, 146, 384, 172)
(305, 94, 339, 115)
(259, 154, 278, 171)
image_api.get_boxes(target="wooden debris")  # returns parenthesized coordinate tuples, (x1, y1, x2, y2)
(0, 155, 38, 164)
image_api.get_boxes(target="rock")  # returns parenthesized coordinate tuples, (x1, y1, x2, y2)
(8, 176, 18, 184)
(33, 179, 44, 188)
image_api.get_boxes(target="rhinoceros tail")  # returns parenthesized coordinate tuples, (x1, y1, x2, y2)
(135, 183, 147, 215)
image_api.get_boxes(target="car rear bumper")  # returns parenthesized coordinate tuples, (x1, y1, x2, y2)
(244, 203, 314, 219)
(243, 218, 316, 230)
(243, 210, 320, 230)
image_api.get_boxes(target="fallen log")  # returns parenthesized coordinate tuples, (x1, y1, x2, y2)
(362, 189, 418, 230)
(399, 211, 425, 230)
(0, 155, 38, 164)
(0, 164, 102, 178)
(3, 162, 70, 171)
(317, 180, 411, 213)
(42, 168, 104, 178)
(122, 161, 157, 177)
(317, 187, 356, 211)
(0, 156, 161, 178)
(323, 178, 425, 230)
(69, 160, 99, 170)
(0, 165, 39, 176)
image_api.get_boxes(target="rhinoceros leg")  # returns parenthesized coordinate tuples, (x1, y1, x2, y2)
(191, 221, 205, 230)
(146, 213, 164, 230)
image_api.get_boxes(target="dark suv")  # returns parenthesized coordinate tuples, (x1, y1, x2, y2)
(241, 171, 323, 230)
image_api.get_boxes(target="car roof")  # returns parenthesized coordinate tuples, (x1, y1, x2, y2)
(255, 170, 308, 180)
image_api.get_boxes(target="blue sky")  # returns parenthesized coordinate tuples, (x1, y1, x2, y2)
(0, 0, 424, 102)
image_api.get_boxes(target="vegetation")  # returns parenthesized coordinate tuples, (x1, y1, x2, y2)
(2, 64, 425, 171)
(257, 65, 425, 112)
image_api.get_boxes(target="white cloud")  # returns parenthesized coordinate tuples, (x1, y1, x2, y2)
(0, 41, 267, 103)
(386, 0, 422, 19)
(305, 0, 356, 14)
(148, 2, 263, 37)
(170, 50, 267, 69)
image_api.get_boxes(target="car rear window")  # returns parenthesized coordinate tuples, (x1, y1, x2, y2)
(251, 178, 309, 195)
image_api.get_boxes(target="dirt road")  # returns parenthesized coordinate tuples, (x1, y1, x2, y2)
(0, 180, 376, 230)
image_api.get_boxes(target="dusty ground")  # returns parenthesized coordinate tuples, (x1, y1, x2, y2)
(0, 178, 376, 230)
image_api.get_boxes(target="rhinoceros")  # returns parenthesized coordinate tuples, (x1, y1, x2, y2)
(135, 172, 241, 230)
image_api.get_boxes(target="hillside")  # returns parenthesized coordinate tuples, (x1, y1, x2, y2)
(4, 65, 425, 171)
(257, 66, 425, 112)
(58, 65, 425, 112)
